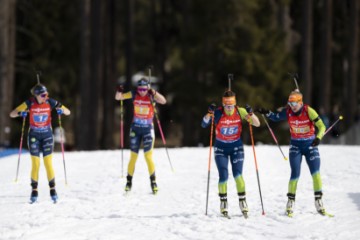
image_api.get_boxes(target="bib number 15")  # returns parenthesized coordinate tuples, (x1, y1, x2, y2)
(221, 126, 238, 136)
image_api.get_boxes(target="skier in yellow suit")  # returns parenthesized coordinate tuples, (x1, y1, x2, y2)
(115, 78, 166, 194)
(10, 84, 70, 203)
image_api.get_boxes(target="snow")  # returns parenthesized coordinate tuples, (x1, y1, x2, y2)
(1, 145, 360, 240)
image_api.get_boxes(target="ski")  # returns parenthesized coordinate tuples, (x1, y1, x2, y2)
(221, 212, 231, 219)
(318, 210, 334, 218)
(286, 210, 294, 218)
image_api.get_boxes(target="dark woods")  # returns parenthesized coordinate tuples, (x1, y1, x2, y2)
(0, 0, 359, 149)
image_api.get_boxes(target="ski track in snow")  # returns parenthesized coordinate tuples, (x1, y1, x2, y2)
(1, 146, 360, 240)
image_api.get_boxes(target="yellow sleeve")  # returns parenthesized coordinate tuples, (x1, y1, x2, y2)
(237, 107, 253, 124)
(308, 106, 326, 139)
(123, 91, 133, 100)
(15, 102, 28, 112)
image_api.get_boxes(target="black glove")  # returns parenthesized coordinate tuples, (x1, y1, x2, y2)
(245, 104, 253, 115)
(311, 137, 321, 147)
(208, 103, 216, 114)
(117, 85, 124, 92)
(256, 108, 270, 115)
(148, 88, 157, 96)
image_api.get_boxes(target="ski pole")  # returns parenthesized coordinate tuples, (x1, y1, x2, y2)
(58, 114, 68, 185)
(205, 113, 215, 215)
(148, 67, 174, 172)
(261, 114, 288, 161)
(14, 116, 26, 183)
(249, 122, 265, 215)
(120, 99, 124, 178)
(323, 115, 343, 137)
(288, 72, 300, 90)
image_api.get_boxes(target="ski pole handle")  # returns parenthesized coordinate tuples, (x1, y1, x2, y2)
(323, 115, 343, 137)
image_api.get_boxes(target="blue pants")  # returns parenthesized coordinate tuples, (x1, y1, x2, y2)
(288, 139, 322, 194)
(289, 139, 320, 179)
(214, 146, 244, 183)
(129, 126, 154, 153)
(27, 128, 54, 157)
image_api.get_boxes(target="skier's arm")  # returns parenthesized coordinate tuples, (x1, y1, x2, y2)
(115, 91, 133, 101)
(201, 109, 220, 128)
(151, 90, 166, 105)
(49, 98, 71, 116)
(308, 107, 326, 139)
(9, 102, 28, 118)
(265, 108, 287, 122)
(238, 107, 260, 127)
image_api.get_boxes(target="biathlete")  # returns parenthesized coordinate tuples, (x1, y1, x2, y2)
(115, 78, 166, 194)
(257, 89, 327, 216)
(201, 90, 260, 217)
(10, 84, 70, 203)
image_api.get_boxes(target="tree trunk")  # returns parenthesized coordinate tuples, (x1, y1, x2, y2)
(319, 0, 332, 113)
(77, 0, 92, 150)
(0, 0, 16, 148)
(100, 0, 116, 149)
(300, 0, 313, 103)
(347, 0, 359, 135)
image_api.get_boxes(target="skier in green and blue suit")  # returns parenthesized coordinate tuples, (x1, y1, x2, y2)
(201, 90, 260, 217)
(257, 89, 327, 216)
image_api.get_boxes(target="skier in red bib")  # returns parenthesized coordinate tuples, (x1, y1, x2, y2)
(115, 78, 166, 194)
(257, 89, 327, 216)
(10, 84, 70, 203)
(201, 90, 260, 217)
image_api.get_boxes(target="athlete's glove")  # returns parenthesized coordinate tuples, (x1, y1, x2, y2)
(56, 108, 64, 115)
(208, 103, 216, 114)
(117, 85, 124, 93)
(245, 104, 253, 115)
(148, 88, 157, 96)
(311, 137, 321, 147)
(256, 108, 270, 115)
(18, 111, 28, 117)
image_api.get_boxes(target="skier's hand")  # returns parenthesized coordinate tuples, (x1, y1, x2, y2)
(208, 103, 216, 114)
(256, 108, 270, 115)
(311, 137, 321, 147)
(18, 111, 28, 118)
(56, 108, 64, 115)
(117, 85, 124, 93)
(245, 104, 253, 115)
(148, 88, 157, 96)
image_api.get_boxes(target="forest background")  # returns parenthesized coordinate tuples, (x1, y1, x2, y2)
(0, 0, 359, 150)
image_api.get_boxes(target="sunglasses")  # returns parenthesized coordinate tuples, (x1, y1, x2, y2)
(224, 105, 235, 109)
(288, 101, 299, 107)
(39, 93, 48, 98)
(137, 88, 148, 92)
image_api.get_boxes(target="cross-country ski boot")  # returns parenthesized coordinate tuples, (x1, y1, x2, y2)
(150, 174, 158, 194)
(315, 191, 325, 215)
(219, 193, 230, 218)
(238, 192, 249, 218)
(49, 180, 58, 203)
(125, 175, 132, 192)
(286, 193, 295, 217)
(30, 181, 38, 204)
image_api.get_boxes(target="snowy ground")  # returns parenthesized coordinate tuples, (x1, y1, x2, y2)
(1, 145, 360, 240)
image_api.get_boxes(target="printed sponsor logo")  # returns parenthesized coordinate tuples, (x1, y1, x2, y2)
(220, 119, 240, 125)
(232, 158, 243, 164)
(32, 107, 51, 113)
(134, 100, 151, 105)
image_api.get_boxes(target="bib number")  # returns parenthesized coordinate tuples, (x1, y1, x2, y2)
(220, 126, 238, 136)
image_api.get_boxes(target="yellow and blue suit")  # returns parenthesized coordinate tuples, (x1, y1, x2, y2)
(14, 98, 68, 191)
(122, 91, 156, 178)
